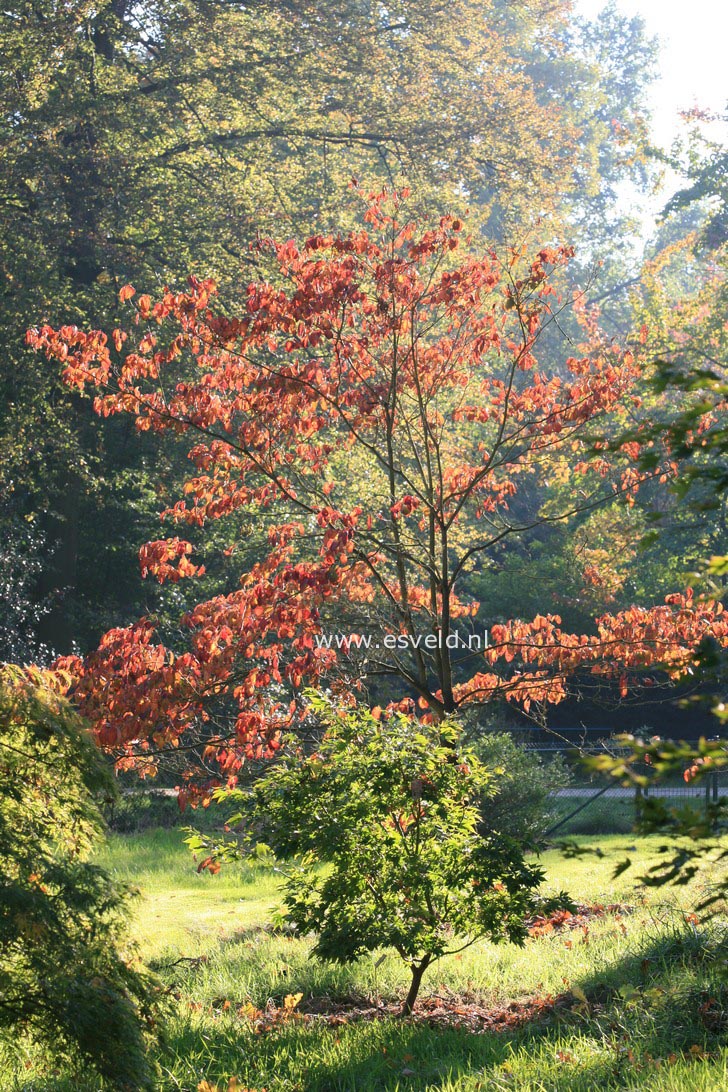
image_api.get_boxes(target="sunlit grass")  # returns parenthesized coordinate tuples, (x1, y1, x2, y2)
(95, 829, 282, 963)
(3, 830, 727, 1090)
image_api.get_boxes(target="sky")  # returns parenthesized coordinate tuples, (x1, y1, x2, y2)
(576, 0, 727, 240)
(577, 0, 727, 145)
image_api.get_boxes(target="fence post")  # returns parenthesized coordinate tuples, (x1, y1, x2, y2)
(635, 782, 643, 824)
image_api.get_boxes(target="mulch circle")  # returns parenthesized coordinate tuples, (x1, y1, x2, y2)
(299, 989, 576, 1031)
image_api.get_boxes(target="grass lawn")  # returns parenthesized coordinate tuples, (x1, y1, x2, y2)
(3, 830, 727, 1090)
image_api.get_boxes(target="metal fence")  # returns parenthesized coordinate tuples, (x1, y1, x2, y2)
(522, 739, 727, 834)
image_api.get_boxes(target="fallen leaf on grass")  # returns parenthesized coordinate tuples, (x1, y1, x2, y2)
(527, 902, 633, 938)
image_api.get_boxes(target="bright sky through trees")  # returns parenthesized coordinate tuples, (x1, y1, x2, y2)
(578, 0, 726, 146)
(578, 0, 727, 241)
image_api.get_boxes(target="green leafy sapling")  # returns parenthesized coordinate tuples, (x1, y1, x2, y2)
(189, 695, 571, 1014)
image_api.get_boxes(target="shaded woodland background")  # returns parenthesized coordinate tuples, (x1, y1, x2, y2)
(1, 0, 725, 737)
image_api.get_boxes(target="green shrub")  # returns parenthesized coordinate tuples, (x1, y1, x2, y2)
(471, 731, 571, 845)
(105, 788, 230, 833)
(0, 666, 159, 1089)
(105, 790, 183, 832)
(190, 696, 571, 1014)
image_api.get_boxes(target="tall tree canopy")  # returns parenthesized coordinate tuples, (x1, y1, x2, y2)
(2, 0, 655, 653)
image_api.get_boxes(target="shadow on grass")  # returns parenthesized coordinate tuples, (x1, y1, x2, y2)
(156, 921, 728, 1091)
(163, 1014, 536, 1091)
(569, 919, 728, 1057)
(15, 928, 724, 1092)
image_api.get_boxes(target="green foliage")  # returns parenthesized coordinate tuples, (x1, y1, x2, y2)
(663, 109, 728, 251)
(583, 735, 727, 916)
(192, 696, 570, 1013)
(0, 666, 159, 1089)
(468, 729, 571, 845)
(0, 512, 51, 663)
(583, 137, 728, 912)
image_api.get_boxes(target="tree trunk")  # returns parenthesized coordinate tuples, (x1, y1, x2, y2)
(400, 957, 430, 1016)
(38, 468, 81, 654)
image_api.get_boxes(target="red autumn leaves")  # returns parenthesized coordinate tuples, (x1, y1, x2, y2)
(27, 194, 728, 783)
(139, 539, 205, 584)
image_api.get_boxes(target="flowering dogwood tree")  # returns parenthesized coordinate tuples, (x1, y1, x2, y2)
(28, 193, 728, 795)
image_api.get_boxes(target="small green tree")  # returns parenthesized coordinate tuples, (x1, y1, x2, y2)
(0, 665, 158, 1089)
(194, 696, 569, 1015)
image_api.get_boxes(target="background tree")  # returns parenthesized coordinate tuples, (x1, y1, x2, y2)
(568, 129, 728, 915)
(1, 0, 656, 654)
(612, 137, 728, 612)
(0, 510, 51, 664)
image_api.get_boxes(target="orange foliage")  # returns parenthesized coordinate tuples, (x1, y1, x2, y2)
(27, 195, 728, 788)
